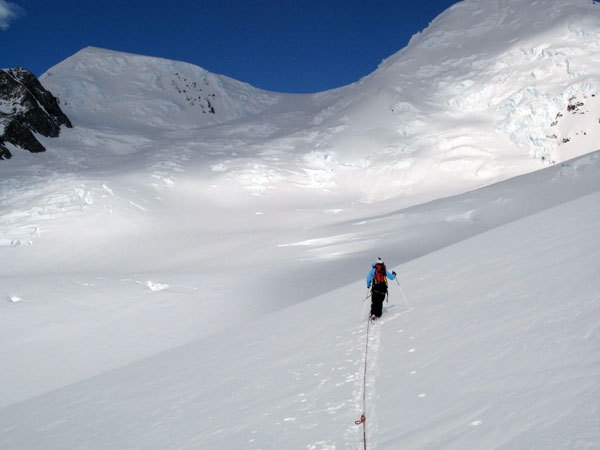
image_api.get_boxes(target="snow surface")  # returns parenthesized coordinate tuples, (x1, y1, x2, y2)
(1, 0, 599, 448)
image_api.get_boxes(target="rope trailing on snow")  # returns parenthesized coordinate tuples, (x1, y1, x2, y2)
(354, 277, 409, 448)
(355, 314, 373, 450)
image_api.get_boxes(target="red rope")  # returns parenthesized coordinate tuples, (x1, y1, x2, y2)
(355, 316, 372, 450)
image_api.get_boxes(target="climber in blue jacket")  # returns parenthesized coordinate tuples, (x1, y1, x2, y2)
(366, 257, 396, 319)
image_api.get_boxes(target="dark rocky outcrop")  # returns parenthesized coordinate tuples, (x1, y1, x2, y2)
(0, 142, 10, 160)
(0, 67, 72, 160)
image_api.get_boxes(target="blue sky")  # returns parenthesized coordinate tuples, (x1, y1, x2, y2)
(1, 0, 460, 93)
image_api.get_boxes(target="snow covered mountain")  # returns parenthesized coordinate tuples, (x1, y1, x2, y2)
(37, 0, 600, 204)
(1, 0, 599, 449)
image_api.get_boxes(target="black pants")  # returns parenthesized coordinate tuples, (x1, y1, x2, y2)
(370, 288, 386, 317)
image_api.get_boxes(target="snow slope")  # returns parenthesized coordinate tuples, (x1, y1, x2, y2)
(1, 153, 598, 449)
(1, 0, 599, 448)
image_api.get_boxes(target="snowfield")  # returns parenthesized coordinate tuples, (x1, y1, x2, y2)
(1, 0, 599, 448)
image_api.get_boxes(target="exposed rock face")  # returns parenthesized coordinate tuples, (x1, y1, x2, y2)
(0, 67, 72, 160)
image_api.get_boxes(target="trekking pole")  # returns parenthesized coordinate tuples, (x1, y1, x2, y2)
(395, 278, 410, 308)
(361, 289, 370, 322)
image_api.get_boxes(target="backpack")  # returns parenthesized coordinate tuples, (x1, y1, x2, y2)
(372, 263, 388, 293)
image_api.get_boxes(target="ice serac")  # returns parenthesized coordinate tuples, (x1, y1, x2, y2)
(321, 0, 600, 201)
(0, 67, 72, 159)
